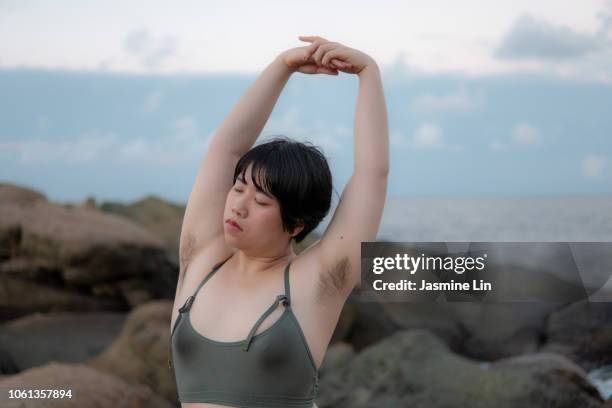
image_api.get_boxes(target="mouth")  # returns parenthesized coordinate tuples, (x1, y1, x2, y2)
(226, 219, 243, 231)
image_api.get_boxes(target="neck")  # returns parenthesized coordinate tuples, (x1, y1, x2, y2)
(232, 246, 295, 279)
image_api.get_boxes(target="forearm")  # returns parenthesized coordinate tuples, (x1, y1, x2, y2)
(210, 56, 293, 156)
(353, 62, 389, 177)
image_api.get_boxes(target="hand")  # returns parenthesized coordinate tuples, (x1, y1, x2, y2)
(298, 35, 375, 75)
(278, 45, 343, 76)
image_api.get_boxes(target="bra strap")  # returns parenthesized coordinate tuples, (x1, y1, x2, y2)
(242, 260, 293, 352)
(243, 294, 289, 351)
(284, 261, 292, 306)
(178, 253, 233, 313)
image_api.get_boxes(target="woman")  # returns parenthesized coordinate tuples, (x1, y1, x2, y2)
(169, 35, 389, 408)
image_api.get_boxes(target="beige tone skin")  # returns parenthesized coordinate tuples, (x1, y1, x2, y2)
(171, 35, 389, 408)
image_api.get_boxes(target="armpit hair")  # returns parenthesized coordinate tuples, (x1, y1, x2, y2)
(179, 233, 197, 275)
(317, 256, 352, 301)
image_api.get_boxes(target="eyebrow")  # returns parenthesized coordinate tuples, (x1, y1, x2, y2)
(237, 174, 274, 199)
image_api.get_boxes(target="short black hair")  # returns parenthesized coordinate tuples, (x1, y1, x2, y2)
(233, 135, 335, 243)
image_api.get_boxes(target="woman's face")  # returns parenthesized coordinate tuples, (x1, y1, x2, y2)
(223, 164, 288, 251)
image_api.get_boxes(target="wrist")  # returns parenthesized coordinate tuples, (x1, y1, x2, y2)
(274, 54, 296, 75)
(358, 59, 379, 77)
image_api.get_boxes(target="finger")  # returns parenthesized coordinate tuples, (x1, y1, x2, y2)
(307, 40, 321, 57)
(331, 59, 350, 67)
(318, 66, 338, 75)
(299, 35, 328, 43)
(321, 47, 345, 66)
(313, 42, 338, 66)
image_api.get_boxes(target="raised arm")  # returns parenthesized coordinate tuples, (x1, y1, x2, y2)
(302, 36, 390, 297)
(178, 46, 344, 277)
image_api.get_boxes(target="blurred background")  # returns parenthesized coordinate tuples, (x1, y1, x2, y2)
(1, 1, 612, 407)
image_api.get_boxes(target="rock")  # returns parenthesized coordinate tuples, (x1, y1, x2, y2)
(0, 192, 178, 320)
(0, 311, 126, 372)
(88, 300, 178, 403)
(0, 277, 125, 321)
(543, 299, 612, 371)
(319, 342, 355, 380)
(0, 362, 173, 407)
(99, 195, 185, 265)
(450, 302, 555, 360)
(337, 292, 555, 362)
(0, 182, 47, 206)
(82, 196, 97, 210)
(338, 292, 400, 351)
(316, 329, 604, 408)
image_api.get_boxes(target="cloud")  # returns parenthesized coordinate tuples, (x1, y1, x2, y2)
(409, 87, 483, 114)
(412, 123, 445, 149)
(1, 118, 213, 167)
(511, 122, 542, 146)
(142, 89, 163, 113)
(488, 122, 543, 152)
(390, 130, 410, 149)
(596, 0, 612, 38)
(494, 14, 610, 61)
(170, 115, 198, 138)
(1, 133, 118, 165)
(124, 29, 178, 68)
(391, 123, 464, 151)
(581, 154, 608, 179)
(489, 139, 506, 151)
(260, 107, 344, 153)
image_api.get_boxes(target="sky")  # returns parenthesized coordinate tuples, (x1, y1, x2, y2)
(1, 0, 611, 203)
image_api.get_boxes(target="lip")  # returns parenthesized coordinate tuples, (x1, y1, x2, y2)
(226, 219, 243, 231)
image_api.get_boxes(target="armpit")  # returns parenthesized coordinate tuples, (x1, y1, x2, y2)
(179, 233, 197, 275)
(316, 256, 352, 302)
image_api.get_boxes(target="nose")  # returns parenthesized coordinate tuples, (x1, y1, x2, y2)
(232, 206, 246, 217)
(231, 198, 247, 217)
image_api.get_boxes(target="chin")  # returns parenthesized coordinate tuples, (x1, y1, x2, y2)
(223, 232, 243, 248)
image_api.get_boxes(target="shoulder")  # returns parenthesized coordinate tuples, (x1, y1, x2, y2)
(177, 236, 235, 295)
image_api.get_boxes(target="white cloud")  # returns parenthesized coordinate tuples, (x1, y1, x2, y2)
(412, 123, 445, 149)
(124, 29, 178, 68)
(0, 119, 213, 167)
(170, 116, 198, 138)
(142, 89, 163, 113)
(413, 123, 443, 147)
(0, 133, 117, 165)
(390, 130, 410, 149)
(511, 122, 542, 145)
(489, 139, 506, 151)
(260, 107, 344, 153)
(495, 13, 609, 61)
(581, 154, 608, 178)
(491, 5, 612, 83)
(390, 123, 463, 151)
(409, 87, 483, 114)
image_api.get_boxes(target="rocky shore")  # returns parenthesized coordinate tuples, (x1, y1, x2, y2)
(1, 181, 610, 407)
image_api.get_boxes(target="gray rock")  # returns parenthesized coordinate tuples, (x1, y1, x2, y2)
(0, 361, 173, 407)
(0, 185, 178, 320)
(543, 299, 612, 371)
(0, 311, 126, 373)
(88, 300, 178, 403)
(316, 329, 604, 408)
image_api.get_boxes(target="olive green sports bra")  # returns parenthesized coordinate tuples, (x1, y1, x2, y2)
(169, 254, 319, 407)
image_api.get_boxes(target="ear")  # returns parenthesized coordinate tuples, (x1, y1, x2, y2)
(290, 219, 305, 237)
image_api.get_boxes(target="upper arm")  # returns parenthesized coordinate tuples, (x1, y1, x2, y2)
(179, 139, 241, 273)
(314, 171, 388, 298)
